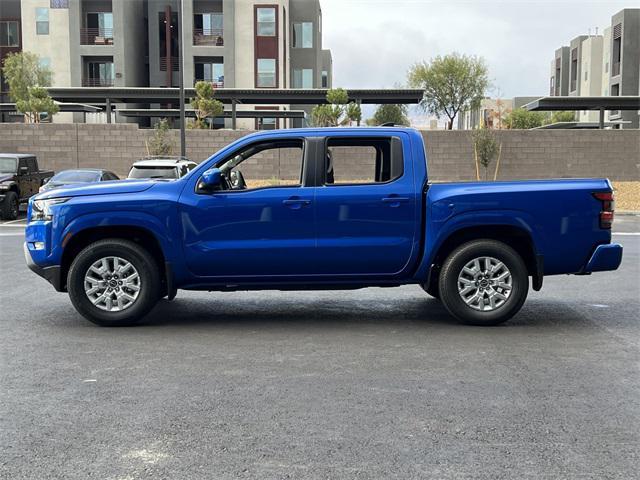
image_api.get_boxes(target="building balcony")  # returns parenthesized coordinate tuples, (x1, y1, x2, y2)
(193, 28, 224, 46)
(80, 27, 114, 45)
(159, 57, 180, 71)
(82, 77, 114, 87)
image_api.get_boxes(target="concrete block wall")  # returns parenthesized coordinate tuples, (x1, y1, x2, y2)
(0, 124, 638, 181)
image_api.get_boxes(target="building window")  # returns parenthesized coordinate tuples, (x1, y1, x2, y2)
(194, 13, 223, 45)
(195, 59, 224, 87)
(85, 12, 113, 44)
(50, 0, 69, 7)
(293, 68, 313, 88)
(584, 70, 588, 82)
(611, 83, 619, 96)
(322, 70, 328, 88)
(258, 117, 277, 130)
(39, 57, 51, 69)
(612, 25, 621, 76)
(257, 58, 276, 87)
(84, 60, 114, 87)
(0, 21, 19, 47)
(256, 7, 276, 36)
(292, 22, 312, 48)
(36, 8, 49, 35)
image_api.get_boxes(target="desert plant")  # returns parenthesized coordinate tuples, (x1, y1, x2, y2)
(1, 51, 58, 123)
(190, 81, 224, 129)
(472, 127, 500, 181)
(311, 88, 361, 127)
(146, 119, 175, 156)
(408, 53, 489, 130)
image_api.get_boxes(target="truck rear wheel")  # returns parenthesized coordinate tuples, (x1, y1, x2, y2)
(439, 240, 528, 326)
(1, 191, 19, 220)
(67, 239, 161, 326)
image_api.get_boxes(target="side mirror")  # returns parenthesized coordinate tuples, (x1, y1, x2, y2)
(42, 177, 50, 185)
(197, 167, 223, 193)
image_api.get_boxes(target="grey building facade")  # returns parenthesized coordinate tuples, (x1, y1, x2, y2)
(16, 0, 333, 128)
(549, 8, 639, 128)
(608, 8, 640, 128)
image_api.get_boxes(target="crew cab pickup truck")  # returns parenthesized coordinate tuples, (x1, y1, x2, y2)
(1, 154, 54, 220)
(24, 128, 623, 327)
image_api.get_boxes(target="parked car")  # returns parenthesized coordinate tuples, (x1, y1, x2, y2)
(24, 127, 622, 327)
(0, 154, 54, 220)
(39, 169, 120, 193)
(127, 157, 197, 180)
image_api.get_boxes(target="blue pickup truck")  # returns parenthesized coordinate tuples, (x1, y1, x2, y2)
(24, 127, 622, 327)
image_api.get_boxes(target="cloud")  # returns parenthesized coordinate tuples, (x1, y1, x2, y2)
(321, 0, 632, 98)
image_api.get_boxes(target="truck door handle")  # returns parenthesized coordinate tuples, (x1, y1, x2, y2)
(282, 198, 311, 207)
(382, 196, 410, 204)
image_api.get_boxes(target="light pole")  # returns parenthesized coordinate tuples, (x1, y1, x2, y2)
(178, 0, 186, 157)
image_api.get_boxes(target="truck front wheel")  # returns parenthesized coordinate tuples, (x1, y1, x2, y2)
(1, 191, 19, 220)
(439, 240, 529, 326)
(67, 239, 161, 326)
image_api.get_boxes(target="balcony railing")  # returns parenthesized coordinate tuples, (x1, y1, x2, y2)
(80, 27, 114, 45)
(193, 28, 224, 46)
(160, 57, 180, 71)
(82, 77, 114, 87)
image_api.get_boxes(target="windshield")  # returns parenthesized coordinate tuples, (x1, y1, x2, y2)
(128, 166, 178, 179)
(0, 158, 17, 174)
(51, 170, 102, 183)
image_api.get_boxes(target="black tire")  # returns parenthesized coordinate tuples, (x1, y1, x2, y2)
(439, 240, 529, 326)
(419, 282, 440, 299)
(1, 191, 19, 220)
(67, 239, 161, 326)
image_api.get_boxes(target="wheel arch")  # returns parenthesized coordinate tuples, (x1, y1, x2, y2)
(424, 224, 543, 292)
(60, 225, 168, 294)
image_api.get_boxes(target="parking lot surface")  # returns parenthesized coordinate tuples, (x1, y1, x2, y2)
(1, 215, 639, 479)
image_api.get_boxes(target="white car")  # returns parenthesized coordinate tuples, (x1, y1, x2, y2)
(127, 157, 198, 180)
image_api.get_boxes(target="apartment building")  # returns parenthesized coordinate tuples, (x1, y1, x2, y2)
(15, 0, 332, 128)
(608, 9, 640, 129)
(0, 0, 22, 122)
(549, 8, 639, 128)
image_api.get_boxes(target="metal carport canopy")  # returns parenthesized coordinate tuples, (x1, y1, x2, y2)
(523, 96, 640, 111)
(45, 88, 424, 105)
(116, 108, 307, 119)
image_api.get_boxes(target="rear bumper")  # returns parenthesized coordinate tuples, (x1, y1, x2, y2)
(24, 242, 64, 291)
(582, 243, 623, 273)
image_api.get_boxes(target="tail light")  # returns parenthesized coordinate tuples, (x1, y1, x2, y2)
(593, 192, 615, 229)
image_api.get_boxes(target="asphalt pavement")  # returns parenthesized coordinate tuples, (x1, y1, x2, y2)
(1, 215, 639, 479)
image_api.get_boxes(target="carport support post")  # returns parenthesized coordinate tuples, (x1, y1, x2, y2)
(599, 108, 605, 129)
(105, 98, 112, 124)
(231, 99, 237, 130)
(356, 99, 361, 126)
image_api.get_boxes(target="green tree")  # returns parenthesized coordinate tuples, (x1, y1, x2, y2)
(145, 119, 175, 156)
(550, 111, 575, 123)
(1, 51, 57, 123)
(407, 53, 489, 130)
(367, 104, 410, 126)
(190, 81, 224, 129)
(311, 88, 361, 127)
(504, 108, 548, 129)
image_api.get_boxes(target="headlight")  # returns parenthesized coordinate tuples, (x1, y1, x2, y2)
(30, 197, 70, 222)
(0, 184, 10, 191)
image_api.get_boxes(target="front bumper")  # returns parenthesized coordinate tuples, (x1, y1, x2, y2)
(24, 242, 64, 291)
(582, 243, 623, 273)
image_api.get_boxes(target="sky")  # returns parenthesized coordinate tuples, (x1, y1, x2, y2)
(319, 0, 636, 122)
